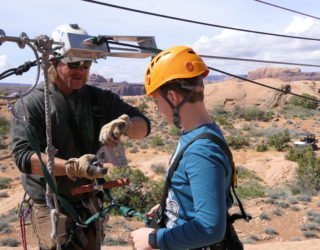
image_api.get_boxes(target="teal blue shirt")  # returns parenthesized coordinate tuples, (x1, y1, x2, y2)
(156, 123, 232, 249)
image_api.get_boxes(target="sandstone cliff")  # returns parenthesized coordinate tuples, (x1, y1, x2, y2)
(248, 67, 320, 81)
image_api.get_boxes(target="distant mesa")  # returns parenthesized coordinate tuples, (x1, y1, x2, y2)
(1, 67, 320, 97)
(87, 74, 145, 96)
(247, 67, 320, 81)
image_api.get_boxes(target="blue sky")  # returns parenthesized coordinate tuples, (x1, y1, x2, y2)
(1, 0, 320, 84)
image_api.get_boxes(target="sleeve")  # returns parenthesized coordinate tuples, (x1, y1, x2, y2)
(11, 94, 46, 174)
(100, 89, 151, 135)
(156, 141, 229, 249)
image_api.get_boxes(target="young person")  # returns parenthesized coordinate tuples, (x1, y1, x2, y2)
(130, 46, 233, 249)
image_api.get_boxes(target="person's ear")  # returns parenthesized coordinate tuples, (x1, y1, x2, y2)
(167, 90, 180, 106)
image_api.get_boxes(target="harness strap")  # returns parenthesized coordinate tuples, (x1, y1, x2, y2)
(157, 132, 251, 227)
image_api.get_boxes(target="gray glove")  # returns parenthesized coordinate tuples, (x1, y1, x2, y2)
(65, 154, 108, 181)
(99, 114, 132, 144)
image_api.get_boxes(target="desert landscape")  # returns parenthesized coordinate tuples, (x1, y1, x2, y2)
(0, 67, 320, 249)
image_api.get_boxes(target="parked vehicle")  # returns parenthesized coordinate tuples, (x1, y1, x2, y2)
(294, 133, 318, 150)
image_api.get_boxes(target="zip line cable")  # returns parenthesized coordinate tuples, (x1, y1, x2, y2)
(200, 55, 320, 68)
(106, 41, 320, 103)
(207, 66, 320, 103)
(254, 0, 320, 21)
(107, 40, 320, 68)
(82, 0, 320, 42)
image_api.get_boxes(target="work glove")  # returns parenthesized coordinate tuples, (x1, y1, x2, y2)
(65, 154, 108, 181)
(99, 114, 132, 145)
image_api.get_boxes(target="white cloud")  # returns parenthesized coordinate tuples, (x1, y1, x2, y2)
(284, 16, 314, 35)
(192, 17, 320, 75)
(0, 55, 12, 70)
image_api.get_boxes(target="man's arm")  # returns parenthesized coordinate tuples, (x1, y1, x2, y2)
(29, 153, 67, 176)
(125, 116, 149, 139)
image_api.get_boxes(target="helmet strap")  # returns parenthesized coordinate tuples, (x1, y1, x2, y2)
(159, 90, 193, 128)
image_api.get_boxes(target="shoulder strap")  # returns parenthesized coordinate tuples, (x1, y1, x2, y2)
(158, 132, 251, 227)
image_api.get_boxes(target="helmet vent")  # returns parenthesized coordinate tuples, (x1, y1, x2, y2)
(188, 50, 196, 54)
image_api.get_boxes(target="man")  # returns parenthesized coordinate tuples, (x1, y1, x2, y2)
(11, 24, 150, 249)
(130, 46, 233, 249)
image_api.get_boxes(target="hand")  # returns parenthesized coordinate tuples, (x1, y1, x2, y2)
(99, 114, 132, 145)
(130, 227, 154, 250)
(147, 204, 160, 219)
(65, 154, 108, 181)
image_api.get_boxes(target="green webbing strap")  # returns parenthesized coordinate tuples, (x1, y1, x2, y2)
(25, 127, 83, 225)
(118, 205, 149, 224)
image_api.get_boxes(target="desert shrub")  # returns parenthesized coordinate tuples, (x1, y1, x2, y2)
(296, 195, 312, 202)
(290, 205, 300, 212)
(150, 163, 166, 175)
(0, 222, 11, 233)
(0, 115, 9, 149)
(256, 140, 268, 152)
(151, 136, 164, 147)
(0, 238, 19, 247)
(105, 167, 164, 213)
(211, 105, 234, 128)
(129, 147, 139, 153)
(231, 106, 273, 122)
(249, 234, 260, 241)
(288, 93, 318, 109)
(264, 227, 278, 235)
(287, 197, 299, 204)
(237, 166, 262, 181)
(273, 208, 283, 216)
(303, 231, 318, 238)
(168, 126, 181, 137)
(259, 212, 271, 221)
(278, 201, 290, 209)
(0, 115, 9, 137)
(286, 146, 314, 162)
(294, 151, 320, 195)
(102, 235, 128, 246)
(226, 135, 250, 149)
(138, 101, 148, 113)
(236, 180, 265, 199)
(0, 177, 13, 189)
(267, 129, 290, 151)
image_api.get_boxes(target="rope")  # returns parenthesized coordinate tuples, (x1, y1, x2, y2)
(82, 0, 320, 41)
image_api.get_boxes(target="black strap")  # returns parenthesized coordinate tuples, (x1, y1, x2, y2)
(158, 132, 251, 227)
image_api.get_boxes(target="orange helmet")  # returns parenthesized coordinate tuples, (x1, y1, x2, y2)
(144, 46, 209, 96)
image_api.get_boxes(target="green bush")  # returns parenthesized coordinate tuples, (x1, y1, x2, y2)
(289, 93, 318, 109)
(286, 146, 314, 162)
(0, 177, 13, 189)
(295, 151, 320, 195)
(168, 126, 181, 137)
(105, 167, 164, 213)
(0, 115, 9, 137)
(138, 101, 149, 113)
(256, 140, 268, 152)
(151, 136, 164, 147)
(267, 129, 290, 151)
(226, 135, 250, 149)
(0, 115, 9, 149)
(231, 106, 273, 122)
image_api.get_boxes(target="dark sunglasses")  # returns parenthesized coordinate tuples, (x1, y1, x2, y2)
(64, 61, 92, 70)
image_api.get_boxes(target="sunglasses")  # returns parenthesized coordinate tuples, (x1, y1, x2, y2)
(63, 61, 92, 70)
